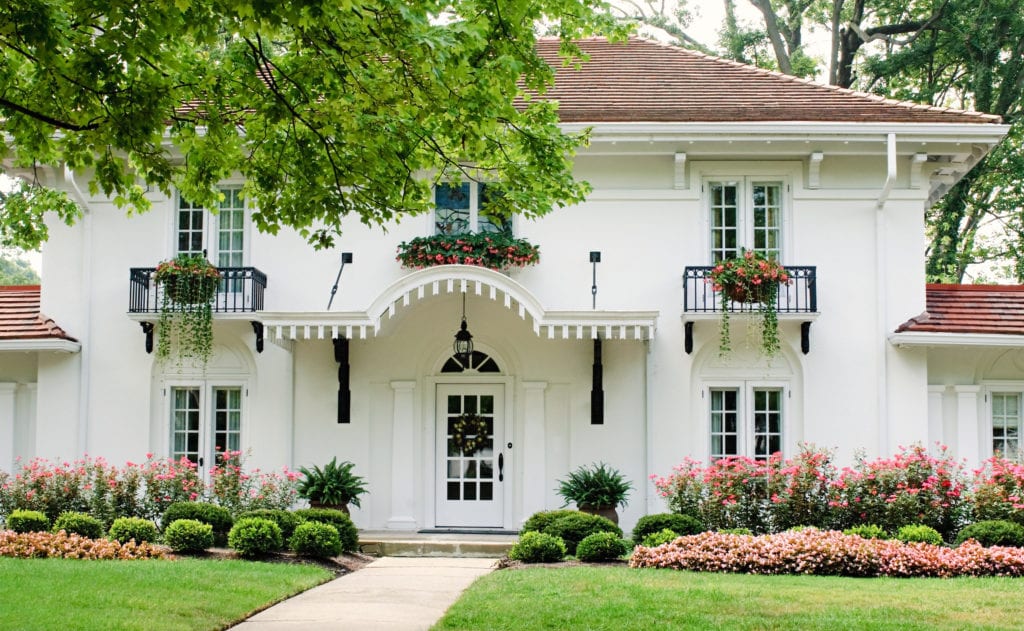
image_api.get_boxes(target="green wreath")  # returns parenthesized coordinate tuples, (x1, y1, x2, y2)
(450, 413, 491, 456)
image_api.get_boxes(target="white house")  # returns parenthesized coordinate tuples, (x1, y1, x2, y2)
(1, 37, 1015, 532)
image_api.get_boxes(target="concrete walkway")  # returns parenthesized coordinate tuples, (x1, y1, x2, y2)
(232, 557, 497, 630)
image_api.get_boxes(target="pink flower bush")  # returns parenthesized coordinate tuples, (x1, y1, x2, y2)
(209, 449, 301, 515)
(630, 529, 1024, 578)
(652, 444, 970, 538)
(972, 457, 1024, 525)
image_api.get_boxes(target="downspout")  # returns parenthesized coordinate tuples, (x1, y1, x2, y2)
(64, 165, 92, 457)
(875, 134, 896, 456)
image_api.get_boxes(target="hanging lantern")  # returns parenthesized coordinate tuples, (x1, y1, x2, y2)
(453, 293, 473, 363)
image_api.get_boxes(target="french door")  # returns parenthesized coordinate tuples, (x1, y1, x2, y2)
(169, 385, 242, 476)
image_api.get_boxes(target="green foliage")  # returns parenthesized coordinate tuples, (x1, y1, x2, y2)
(556, 462, 632, 510)
(108, 517, 160, 544)
(545, 512, 622, 556)
(289, 522, 342, 558)
(163, 519, 214, 553)
(641, 529, 680, 548)
(162, 502, 233, 546)
(238, 510, 301, 542)
(508, 531, 566, 563)
(154, 254, 219, 364)
(5, 510, 49, 533)
(0, 251, 39, 285)
(0, 181, 82, 250)
(52, 511, 104, 539)
(0, 1, 626, 251)
(843, 524, 889, 540)
(895, 524, 944, 546)
(956, 520, 1024, 548)
(718, 528, 753, 536)
(228, 517, 283, 558)
(520, 510, 579, 535)
(296, 459, 367, 508)
(397, 233, 540, 270)
(632, 513, 703, 543)
(292, 508, 359, 553)
(575, 531, 629, 562)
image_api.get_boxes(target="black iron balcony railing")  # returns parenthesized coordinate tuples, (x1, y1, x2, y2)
(683, 266, 817, 314)
(129, 267, 268, 314)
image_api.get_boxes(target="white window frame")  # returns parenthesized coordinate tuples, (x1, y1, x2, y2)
(432, 181, 514, 235)
(984, 384, 1024, 460)
(703, 176, 790, 263)
(173, 184, 251, 266)
(165, 379, 248, 479)
(705, 381, 787, 461)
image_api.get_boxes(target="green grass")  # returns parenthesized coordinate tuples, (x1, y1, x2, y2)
(434, 566, 1024, 630)
(0, 557, 331, 631)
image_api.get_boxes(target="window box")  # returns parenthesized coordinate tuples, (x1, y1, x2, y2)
(396, 233, 540, 271)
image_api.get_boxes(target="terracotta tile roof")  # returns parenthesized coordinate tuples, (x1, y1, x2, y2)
(534, 37, 1002, 125)
(0, 286, 77, 342)
(896, 284, 1024, 335)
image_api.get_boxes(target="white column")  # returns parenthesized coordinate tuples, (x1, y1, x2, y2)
(0, 383, 17, 472)
(955, 385, 981, 465)
(927, 386, 947, 448)
(387, 380, 418, 530)
(521, 381, 548, 524)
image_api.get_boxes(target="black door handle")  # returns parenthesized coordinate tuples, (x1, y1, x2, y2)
(498, 453, 504, 482)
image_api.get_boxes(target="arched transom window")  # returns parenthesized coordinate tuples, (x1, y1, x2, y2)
(441, 351, 501, 374)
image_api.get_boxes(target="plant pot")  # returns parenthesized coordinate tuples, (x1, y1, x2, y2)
(725, 283, 770, 304)
(579, 504, 619, 525)
(310, 500, 350, 516)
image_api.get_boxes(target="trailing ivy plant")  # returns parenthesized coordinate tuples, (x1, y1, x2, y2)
(154, 254, 220, 365)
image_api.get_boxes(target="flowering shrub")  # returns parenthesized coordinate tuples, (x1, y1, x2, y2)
(971, 456, 1024, 525)
(209, 450, 301, 515)
(0, 530, 166, 560)
(630, 529, 1024, 578)
(396, 233, 540, 270)
(652, 444, 969, 538)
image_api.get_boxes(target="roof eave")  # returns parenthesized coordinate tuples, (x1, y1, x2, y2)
(889, 331, 1024, 348)
(0, 338, 81, 353)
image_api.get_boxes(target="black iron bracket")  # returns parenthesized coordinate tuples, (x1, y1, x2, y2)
(591, 337, 604, 424)
(251, 321, 264, 353)
(684, 321, 694, 354)
(333, 336, 351, 423)
(140, 322, 154, 354)
(801, 322, 812, 354)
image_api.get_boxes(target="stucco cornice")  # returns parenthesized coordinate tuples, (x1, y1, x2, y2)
(0, 339, 81, 353)
(888, 331, 1024, 349)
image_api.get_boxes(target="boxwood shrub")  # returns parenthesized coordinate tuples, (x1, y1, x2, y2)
(6, 510, 50, 533)
(544, 512, 621, 556)
(293, 508, 359, 553)
(576, 531, 629, 562)
(228, 517, 283, 558)
(508, 531, 566, 563)
(520, 509, 578, 535)
(895, 524, 943, 546)
(108, 517, 160, 544)
(164, 519, 214, 553)
(163, 502, 233, 546)
(956, 520, 1024, 548)
(52, 511, 105, 539)
(843, 524, 889, 540)
(641, 528, 680, 548)
(632, 513, 703, 543)
(290, 521, 342, 558)
(239, 509, 301, 545)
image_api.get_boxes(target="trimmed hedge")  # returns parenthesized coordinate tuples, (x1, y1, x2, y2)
(162, 502, 233, 546)
(544, 512, 621, 556)
(239, 509, 301, 543)
(293, 508, 359, 553)
(52, 511, 105, 539)
(895, 524, 943, 546)
(509, 531, 566, 563)
(290, 521, 342, 558)
(843, 524, 889, 540)
(164, 519, 214, 553)
(632, 513, 703, 543)
(108, 517, 160, 544)
(956, 520, 1024, 548)
(520, 510, 579, 535)
(6, 510, 50, 534)
(228, 517, 283, 558)
(576, 531, 629, 562)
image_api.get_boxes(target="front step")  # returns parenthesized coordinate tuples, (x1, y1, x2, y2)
(358, 531, 517, 558)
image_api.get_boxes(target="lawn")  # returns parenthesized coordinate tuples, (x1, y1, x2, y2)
(434, 565, 1024, 630)
(0, 557, 331, 631)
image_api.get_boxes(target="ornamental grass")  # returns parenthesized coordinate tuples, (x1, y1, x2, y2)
(630, 528, 1024, 578)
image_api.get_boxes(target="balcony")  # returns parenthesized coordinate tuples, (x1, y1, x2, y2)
(682, 265, 817, 353)
(128, 267, 268, 314)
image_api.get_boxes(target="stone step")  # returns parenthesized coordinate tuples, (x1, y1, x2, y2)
(358, 530, 517, 558)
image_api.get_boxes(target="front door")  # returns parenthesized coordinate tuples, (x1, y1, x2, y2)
(435, 384, 504, 528)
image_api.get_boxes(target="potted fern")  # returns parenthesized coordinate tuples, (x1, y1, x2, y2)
(296, 458, 368, 515)
(154, 254, 220, 364)
(708, 250, 789, 357)
(556, 462, 632, 525)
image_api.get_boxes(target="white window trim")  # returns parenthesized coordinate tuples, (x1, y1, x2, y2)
(982, 382, 1024, 460)
(431, 181, 516, 235)
(704, 380, 788, 460)
(171, 184, 252, 266)
(164, 378, 249, 478)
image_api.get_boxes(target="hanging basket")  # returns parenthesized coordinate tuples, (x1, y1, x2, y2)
(724, 283, 771, 304)
(161, 275, 219, 305)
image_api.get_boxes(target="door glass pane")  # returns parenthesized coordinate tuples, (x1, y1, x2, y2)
(170, 387, 201, 464)
(710, 388, 739, 460)
(213, 387, 242, 457)
(752, 183, 782, 260)
(753, 388, 782, 459)
(710, 183, 740, 262)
